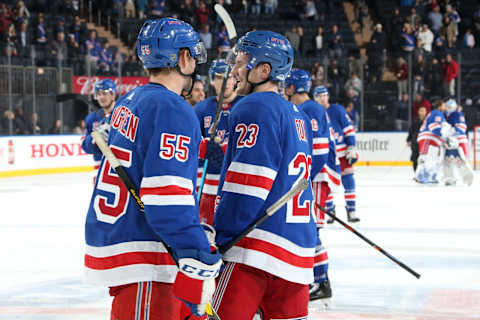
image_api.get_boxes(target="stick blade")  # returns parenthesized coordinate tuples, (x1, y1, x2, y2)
(214, 4, 237, 41)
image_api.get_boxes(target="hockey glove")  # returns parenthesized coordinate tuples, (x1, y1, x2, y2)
(346, 146, 358, 165)
(199, 139, 225, 171)
(93, 122, 110, 144)
(445, 136, 459, 150)
(173, 249, 222, 316)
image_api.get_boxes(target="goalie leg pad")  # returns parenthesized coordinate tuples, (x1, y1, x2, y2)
(458, 161, 474, 186)
(443, 155, 456, 186)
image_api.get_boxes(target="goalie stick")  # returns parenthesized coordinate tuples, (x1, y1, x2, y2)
(316, 204, 421, 279)
(91, 131, 221, 320)
(197, 4, 237, 201)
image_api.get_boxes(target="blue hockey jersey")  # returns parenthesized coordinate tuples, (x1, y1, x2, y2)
(81, 108, 108, 171)
(214, 91, 317, 285)
(446, 110, 468, 144)
(417, 109, 445, 147)
(84, 83, 211, 286)
(194, 95, 242, 195)
(326, 103, 356, 157)
(299, 100, 340, 188)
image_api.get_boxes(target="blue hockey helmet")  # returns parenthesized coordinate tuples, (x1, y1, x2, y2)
(235, 30, 293, 81)
(208, 59, 229, 83)
(285, 68, 312, 93)
(313, 85, 329, 97)
(94, 78, 117, 98)
(137, 18, 207, 69)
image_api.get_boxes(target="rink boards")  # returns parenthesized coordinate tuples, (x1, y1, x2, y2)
(0, 132, 476, 178)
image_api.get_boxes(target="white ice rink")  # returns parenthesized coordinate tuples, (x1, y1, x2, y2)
(1, 166, 479, 320)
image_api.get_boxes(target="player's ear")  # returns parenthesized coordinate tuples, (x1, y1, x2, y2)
(258, 62, 272, 81)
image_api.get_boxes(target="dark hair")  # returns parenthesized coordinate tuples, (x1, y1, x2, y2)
(432, 99, 444, 109)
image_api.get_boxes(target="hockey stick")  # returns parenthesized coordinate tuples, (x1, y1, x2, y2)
(91, 131, 221, 320)
(316, 204, 421, 279)
(196, 4, 238, 201)
(219, 178, 309, 254)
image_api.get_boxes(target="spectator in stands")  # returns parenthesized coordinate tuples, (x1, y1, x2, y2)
(304, 0, 317, 20)
(241, 0, 248, 15)
(297, 25, 305, 56)
(34, 12, 47, 45)
(417, 24, 434, 56)
(328, 59, 345, 100)
(70, 15, 85, 46)
(346, 52, 361, 78)
(137, 0, 147, 19)
(442, 52, 458, 97)
(0, 4, 13, 38)
(264, 0, 277, 15)
(407, 7, 421, 30)
(426, 57, 443, 96)
(251, 0, 261, 15)
(99, 41, 114, 74)
(50, 31, 68, 67)
(327, 24, 343, 59)
(400, 23, 415, 57)
(186, 77, 206, 106)
(17, 20, 30, 58)
(53, 16, 65, 36)
(72, 119, 85, 134)
(26, 112, 41, 134)
(428, 5, 443, 35)
(125, 0, 136, 18)
(412, 0, 425, 18)
(14, 106, 26, 134)
(367, 23, 385, 84)
(6, 23, 18, 57)
(1, 109, 15, 133)
(389, 7, 403, 57)
(395, 57, 408, 100)
(195, 1, 209, 26)
(393, 92, 409, 131)
(412, 92, 431, 119)
(216, 24, 230, 54)
(439, 16, 456, 48)
(67, 33, 82, 74)
(433, 35, 447, 60)
(314, 26, 324, 60)
(413, 53, 426, 95)
(149, 0, 165, 17)
(463, 29, 475, 49)
(85, 30, 101, 72)
(345, 72, 362, 97)
(178, 0, 195, 26)
(407, 105, 427, 173)
(48, 119, 62, 134)
(199, 24, 212, 50)
(310, 61, 325, 86)
(15, 1, 30, 23)
(444, 4, 460, 38)
(474, 6, 480, 38)
(285, 26, 300, 55)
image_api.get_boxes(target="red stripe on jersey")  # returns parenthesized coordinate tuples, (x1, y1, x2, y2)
(85, 251, 175, 270)
(313, 143, 329, 150)
(314, 251, 328, 264)
(139, 185, 191, 197)
(320, 167, 341, 186)
(336, 146, 347, 152)
(345, 194, 356, 200)
(235, 237, 313, 269)
(225, 171, 274, 190)
(344, 128, 355, 136)
(204, 178, 219, 186)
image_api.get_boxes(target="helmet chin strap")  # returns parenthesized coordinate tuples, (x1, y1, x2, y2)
(176, 64, 197, 96)
(245, 68, 271, 94)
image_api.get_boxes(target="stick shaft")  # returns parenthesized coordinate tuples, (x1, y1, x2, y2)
(318, 205, 421, 279)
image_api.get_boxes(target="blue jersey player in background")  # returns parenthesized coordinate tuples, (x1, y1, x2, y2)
(314, 86, 360, 223)
(195, 59, 242, 225)
(83, 18, 221, 320)
(212, 30, 316, 320)
(285, 68, 341, 304)
(80, 78, 116, 182)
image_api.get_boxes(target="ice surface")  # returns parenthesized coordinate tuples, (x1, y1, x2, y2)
(0, 167, 479, 319)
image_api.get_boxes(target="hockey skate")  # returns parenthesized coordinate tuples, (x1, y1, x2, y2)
(347, 211, 360, 223)
(309, 277, 332, 307)
(326, 208, 336, 224)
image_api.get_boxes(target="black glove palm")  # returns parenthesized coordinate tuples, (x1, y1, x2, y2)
(205, 140, 225, 171)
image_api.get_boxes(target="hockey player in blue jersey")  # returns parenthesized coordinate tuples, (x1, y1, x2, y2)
(81, 78, 117, 180)
(83, 18, 222, 319)
(443, 99, 474, 186)
(212, 31, 317, 320)
(314, 85, 360, 223)
(415, 99, 447, 184)
(195, 59, 242, 225)
(285, 68, 341, 303)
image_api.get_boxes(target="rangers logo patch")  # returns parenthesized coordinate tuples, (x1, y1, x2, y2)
(311, 119, 318, 131)
(204, 116, 212, 128)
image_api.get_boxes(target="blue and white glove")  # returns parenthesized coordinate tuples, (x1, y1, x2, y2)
(172, 249, 222, 316)
(94, 122, 110, 143)
(445, 136, 459, 150)
(346, 146, 358, 165)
